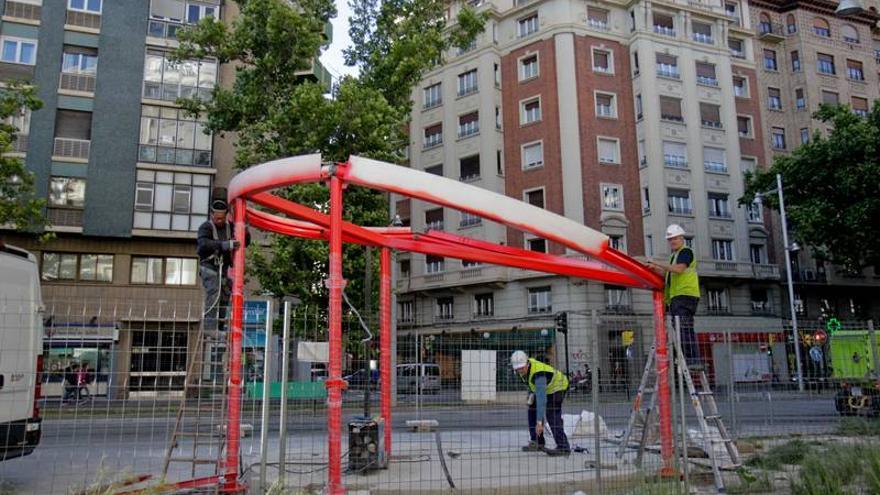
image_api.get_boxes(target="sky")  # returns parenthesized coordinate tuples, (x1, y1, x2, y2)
(318, 0, 360, 82)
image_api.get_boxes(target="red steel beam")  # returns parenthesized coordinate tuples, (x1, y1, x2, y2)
(653, 290, 675, 476)
(379, 247, 392, 457)
(326, 175, 345, 495)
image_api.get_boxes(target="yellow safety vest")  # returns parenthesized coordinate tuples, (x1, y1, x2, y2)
(523, 358, 569, 395)
(664, 247, 700, 304)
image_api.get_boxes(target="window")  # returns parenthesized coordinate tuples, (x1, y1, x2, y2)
(143, 51, 217, 101)
(817, 53, 835, 75)
(518, 13, 538, 37)
(763, 49, 777, 71)
(695, 62, 717, 86)
(592, 49, 612, 73)
(728, 38, 745, 58)
(527, 238, 547, 253)
(139, 105, 212, 166)
(68, 0, 101, 13)
(527, 286, 552, 314)
(846, 59, 864, 81)
(588, 7, 609, 30)
(0, 37, 37, 65)
(49, 177, 86, 208)
(597, 138, 620, 164)
(750, 289, 770, 314)
(425, 164, 443, 176)
(699, 103, 722, 128)
(747, 199, 763, 222)
(61, 46, 98, 75)
(732, 76, 748, 98)
(635, 94, 643, 119)
(522, 141, 543, 169)
(474, 293, 494, 317)
(425, 208, 444, 230)
(642, 187, 651, 213)
(457, 69, 478, 96)
(852, 97, 869, 118)
(605, 286, 630, 311)
(462, 259, 481, 269)
(519, 54, 538, 80)
(41, 252, 113, 282)
(608, 234, 626, 251)
(399, 259, 411, 278)
(737, 116, 752, 138)
(398, 301, 414, 322)
(436, 297, 454, 320)
(786, 14, 797, 33)
(187, 2, 219, 23)
(638, 140, 646, 166)
(659, 96, 683, 122)
(692, 22, 713, 44)
(494, 63, 500, 86)
(495, 106, 501, 129)
(460, 211, 481, 227)
(768, 87, 782, 110)
(706, 288, 729, 313)
(708, 192, 731, 218)
(131, 256, 198, 285)
(458, 112, 479, 138)
(423, 83, 442, 108)
(595, 92, 616, 118)
(632, 51, 640, 75)
(520, 97, 541, 124)
(750, 244, 766, 264)
(821, 90, 839, 106)
(425, 255, 445, 273)
(791, 50, 801, 72)
(496, 150, 503, 175)
(795, 88, 805, 109)
(800, 127, 810, 144)
(711, 239, 734, 260)
(459, 154, 480, 180)
(662, 141, 687, 168)
(645, 234, 654, 256)
(525, 188, 545, 208)
(684, 237, 694, 249)
(703, 147, 727, 173)
(841, 24, 859, 43)
(813, 17, 830, 37)
(656, 53, 678, 78)
(725, 2, 739, 22)
(423, 124, 442, 148)
(771, 127, 786, 149)
(667, 189, 692, 215)
(653, 12, 675, 36)
(758, 13, 772, 34)
(601, 184, 623, 210)
(132, 170, 211, 231)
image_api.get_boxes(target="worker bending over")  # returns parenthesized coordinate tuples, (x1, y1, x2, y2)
(511, 351, 570, 456)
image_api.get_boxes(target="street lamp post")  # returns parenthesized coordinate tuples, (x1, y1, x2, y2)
(756, 173, 805, 391)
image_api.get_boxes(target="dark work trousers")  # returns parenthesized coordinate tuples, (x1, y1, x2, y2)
(200, 265, 231, 332)
(669, 295, 700, 366)
(528, 390, 570, 449)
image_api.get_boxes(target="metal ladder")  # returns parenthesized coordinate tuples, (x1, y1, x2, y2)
(617, 336, 740, 492)
(161, 324, 230, 487)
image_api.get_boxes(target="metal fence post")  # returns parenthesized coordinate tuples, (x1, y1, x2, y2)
(591, 310, 601, 489)
(675, 316, 689, 492)
(259, 300, 274, 492)
(278, 301, 293, 485)
(868, 320, 878, 379)
(726, 330, 736, 437)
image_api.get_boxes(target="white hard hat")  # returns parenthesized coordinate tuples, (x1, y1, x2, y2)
(665, 224, 686, 239)
(511, 350, 528, 370)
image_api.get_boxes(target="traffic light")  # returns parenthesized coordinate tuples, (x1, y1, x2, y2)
(555, 312, 569, 335)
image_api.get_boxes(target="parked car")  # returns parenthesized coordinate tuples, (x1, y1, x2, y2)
(396, 363, 441, 394)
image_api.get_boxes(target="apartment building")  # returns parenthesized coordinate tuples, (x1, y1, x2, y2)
(749, 0, 880, 322)
(0, 0, 330, 397)
(392, 0, 799, 383)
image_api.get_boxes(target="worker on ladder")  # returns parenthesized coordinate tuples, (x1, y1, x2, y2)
(511, 351, 571, 456)
(646, 224, 701, 367)
(197, 198, 250, 333)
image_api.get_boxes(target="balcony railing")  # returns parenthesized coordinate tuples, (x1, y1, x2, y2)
(656, 65, 680, 78)
(757, 22, 785, 41)
(147, 19, 184, 40)
(588, 19, 609, 31)
(664, 155, 688, 168)
(596, 105, 614, 117)
(47, 207, 83, 227)
(668, 206, 693, 215)
(692, 33, 714, 44)
(4, 1, 41, 21)
(701, 119, 723, 129)
(458, 124, 479, 138)
(653, 25, 675, 36)
(697, 76, 719, 86)
(734, 87, 747, 97)
(426, 221, 444, 231)
(704, 161, 728, 173)
(53, 138, 91, 160)
(59, 73, 96, 93)
(730, 49, 745, 59)
(661, 114, 684, 123)
(66, 9, 101, 30)
(9, 133, 28, 153)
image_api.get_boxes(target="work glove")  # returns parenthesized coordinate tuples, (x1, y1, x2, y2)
(222, 240, 240, 251)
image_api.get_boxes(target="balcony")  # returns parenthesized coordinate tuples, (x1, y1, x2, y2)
(757, 22, 785, 42)
(457, 125, 479, 139)
(730, 49, 745, 59)
(668, 206, 693, 215)
(147, 19, 184, 40)
(656, 65, 680, 79)
(664, 155, 688, 168)
(59, 73, 96, 93)
(704, 161, 728, 173)
(750, 301, 776, 316)
(588, 19, 609, 31)
(66, 9, 101, 30)
(653, 25, 676, 37)
(4, 1, 41, 21)
(53, 138, 90, 161)
(753, 264, 780, 280)
(700, 260, 780, 279)
(399, 265, 510, 292)
(47, 207, 83, 227)
(692, 33, 714, 44)
(697, 76, 719, 87)
(701, 119, 723, 129)
(596, 105, 614, 117)
(426, 221, 444, 231)
(661, 114, 684, 123)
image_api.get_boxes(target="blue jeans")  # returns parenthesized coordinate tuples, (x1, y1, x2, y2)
(528, 390, 569, 449)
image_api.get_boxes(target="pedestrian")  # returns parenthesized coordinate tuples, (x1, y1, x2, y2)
(75, 362, 88, 402)
(646, 224, 702, 368)
(511, 350, 570, 456)
(62, 363, 78, 404)
(197, 198, 250, 333)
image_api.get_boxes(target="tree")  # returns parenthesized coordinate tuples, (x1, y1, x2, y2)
(742, 102, 880, 272)
(0, 83, 46, 242)
(175, 0, 484, 338)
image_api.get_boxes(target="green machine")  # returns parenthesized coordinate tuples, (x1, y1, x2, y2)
(829, 329, 880, 416)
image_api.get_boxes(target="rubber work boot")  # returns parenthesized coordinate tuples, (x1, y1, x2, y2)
(545, 447, 571, 457)
(521, 441, 544, 452)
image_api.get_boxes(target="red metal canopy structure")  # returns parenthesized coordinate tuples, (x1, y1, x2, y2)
(219, 154, 675, 493)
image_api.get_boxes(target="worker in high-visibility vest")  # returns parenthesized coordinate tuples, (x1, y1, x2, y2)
(511, 351, 570, 456)
(647, 224, 702, 366)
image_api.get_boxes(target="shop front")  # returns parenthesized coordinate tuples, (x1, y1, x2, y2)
(42, 323, 118, 399)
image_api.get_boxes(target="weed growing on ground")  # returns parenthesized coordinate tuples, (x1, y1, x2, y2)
(746, 439, 813, 471)
(836, 417, 880, 436)
(726, 467, 773, 494)
(789, 443, 880, 495)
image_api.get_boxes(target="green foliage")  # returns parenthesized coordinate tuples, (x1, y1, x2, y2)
(742, 102, 880, 271)
(0, 82, 47, 236)
(789, 443, 872, 495)
(727, 467, 773, 494)
(745, 439, 812, 471)
(836, 417, 880, 437)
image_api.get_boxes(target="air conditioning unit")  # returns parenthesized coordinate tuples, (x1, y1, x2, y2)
(802, 269, 816, 281)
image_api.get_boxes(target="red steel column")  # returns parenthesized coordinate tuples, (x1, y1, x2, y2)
(326, 173, 346, 494)
(653, 290, 675, 476)
(224, 198, 247, 492)
(379, 247, 392, 456)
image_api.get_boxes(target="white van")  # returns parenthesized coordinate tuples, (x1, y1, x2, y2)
(396, 363, 441, 394)
(0, 244, 43, 460)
